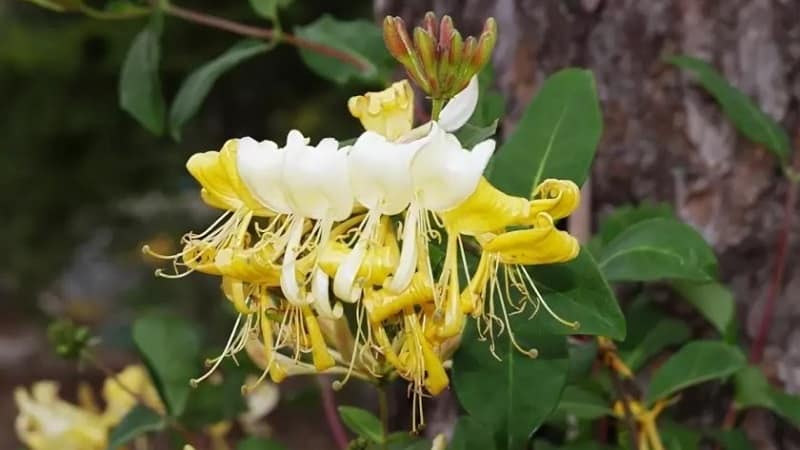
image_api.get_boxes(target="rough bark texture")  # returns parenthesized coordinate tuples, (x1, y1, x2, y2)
(376, 0, 800, 448)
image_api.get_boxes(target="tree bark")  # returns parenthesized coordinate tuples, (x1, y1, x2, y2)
(376, 0, 800, 447)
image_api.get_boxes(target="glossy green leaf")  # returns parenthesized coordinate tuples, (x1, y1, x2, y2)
(338, 405, 384, 443)
(622, 318, 690, 371)
(237, 437, 289, 450)
(709, 430, 757, 450)
(567, 340, 598, 383)
(119, 15, 165, 135)
(132, 314, 200, 416)
(555, 385, 611, 419)
(107, 405, 164, 450)
(734, 365, 800, 427)
(668, 55, 791, 163)
(294, 15, 394, 85)
(529, 249, 626, 340)
(671, 281, 735, 338)
(489, 68, 601, 197)
(646, 340, 745, 405)
(588, 203, 674, 255)
(248, 0, 291, 21)
(453, 314, 569, 450)
(449, 416, 496, 450)
(169, 39, 270, 140)
(598, 218, 718, 282)
(456, 120, 499, 149)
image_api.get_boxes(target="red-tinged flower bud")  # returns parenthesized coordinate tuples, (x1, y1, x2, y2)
(383, 16, 410, 61)
(381, 12, 497, 100)
(423, 11, 438, 41)
(438, 15, 455, 52)
(414, 27, 439, 94)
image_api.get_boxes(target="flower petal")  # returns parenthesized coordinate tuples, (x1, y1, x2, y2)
(411, 123, 496, 211)
(236, 137, 293, 214)
(282, 137, 353, 220)
(438, 75, 479, 132)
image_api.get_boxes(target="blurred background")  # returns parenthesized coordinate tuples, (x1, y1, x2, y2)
(2, 0, 800, 449)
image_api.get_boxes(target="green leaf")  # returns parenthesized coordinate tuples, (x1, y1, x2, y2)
(567, 340, 598, 383)
(597, 218, 718, 282)
(588, 203, 675, 255)
(621, 318, 690, 371)
(453, 315, 569, 450)
(294, 15, 394, 85)
(119, 15, 166, 135)
(449, 416, 497, 450)
(132, 314, 200, 416)
(660, 422, 701, 450)
(107, 405, 165, 450)
(237, 437, 289, 450)
(489, 68, 601, 197)
(169, 39, 270, 140)
(248, 0, 291, 21)
(22, 0, 83, 12)
(555, 385, 612, 419)
(456, 120, 499, 149)
(529, 249, 626, 340)
(671, 281, 735, 339)
(734, 365, 800, 427)
(668, 55, 792, 163)
(646, 340, 745, 405)
(179, 361, 248, 427)
(338, 405, 384, 443)
(534, 441, 618, 450)
(709, 430, 757, 450)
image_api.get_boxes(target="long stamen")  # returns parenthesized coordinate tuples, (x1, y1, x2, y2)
(520, 267, 579, 330)
(191, 314, 243, 387)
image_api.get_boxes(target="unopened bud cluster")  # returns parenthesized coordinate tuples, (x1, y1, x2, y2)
(383, 12, 496, 100)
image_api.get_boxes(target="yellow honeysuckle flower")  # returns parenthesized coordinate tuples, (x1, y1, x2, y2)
(143, 139, 271, 279)
(15, 381, 107, 450)
(348, 79, 414, 140)
(102, 365, 164, 427)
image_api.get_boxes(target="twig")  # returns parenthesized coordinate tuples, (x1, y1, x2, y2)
(162, 3, 369, 72)
(317, 376, 349, 450)
(377, 385, 390, 450)
(750, 151, 800, 363)
(609, 371, 640, 450)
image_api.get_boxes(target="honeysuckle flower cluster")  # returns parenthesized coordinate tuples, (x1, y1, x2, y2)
(146, 13, 582, 430)
(14, 366, 163, 450)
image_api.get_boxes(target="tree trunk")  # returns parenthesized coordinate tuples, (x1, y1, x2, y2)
(376, 0, 800, 448)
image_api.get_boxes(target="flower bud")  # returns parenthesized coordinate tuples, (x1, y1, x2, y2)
(382, 12, 497, 100)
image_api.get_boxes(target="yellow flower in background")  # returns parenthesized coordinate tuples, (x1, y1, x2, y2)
(348, 79, 414, 140)
(15, 381, 107, 450)
(102, 365, 164, 427)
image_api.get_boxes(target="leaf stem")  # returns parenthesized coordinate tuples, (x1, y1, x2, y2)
(317, 376, 349, 450)
(377, 384, 390, 449)
(160, 3, 369, 72)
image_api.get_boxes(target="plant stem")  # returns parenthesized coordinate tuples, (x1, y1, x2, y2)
(377, 385, 390, 450)
(317, 376, 349, 450)
(750, 153, 799, 363)
(609, 370, 640, 450)
(430, 98, 445, 121)
(158, 3, 369, 72)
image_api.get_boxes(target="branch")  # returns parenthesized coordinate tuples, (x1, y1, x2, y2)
(317, 376, 349, 450)
(162, 3, 370, 72)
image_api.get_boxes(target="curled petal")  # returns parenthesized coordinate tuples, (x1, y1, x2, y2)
(481, 213, 580, 265)
(441, 177, 530, 235)
(529, 178, 581, 220)
(348, 80, 414, 140)
(438, 74, 479, 132)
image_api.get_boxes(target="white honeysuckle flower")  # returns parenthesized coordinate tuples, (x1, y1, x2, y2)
(386, 123, 496, 294)
(332, 131, 429, 302)
(279, 133, 353, 317)
(236, 135, 292, 214)
(437, 75, 479, 132)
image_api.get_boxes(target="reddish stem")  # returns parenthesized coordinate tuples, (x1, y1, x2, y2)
(163, 3, 370, 72)
(317, 376, 349, 450)
(750, 162, 798, 363)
